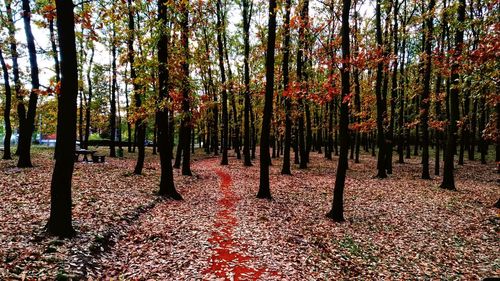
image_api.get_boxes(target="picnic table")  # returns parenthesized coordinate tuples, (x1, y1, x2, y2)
(74, 149, 96, 162)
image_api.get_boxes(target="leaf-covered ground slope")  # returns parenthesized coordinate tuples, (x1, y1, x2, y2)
(0, 148, 498, 280)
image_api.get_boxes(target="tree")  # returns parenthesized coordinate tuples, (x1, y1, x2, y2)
(420, 0, 435, 180)
(374, 0, 387, 178)
(297, 0, 309, 169)
(158, 0, 182, 200)
(127, 0, 146, 175)
(257, 0, 277, 200)
(242, 0, 253, 167)
(180, 0, 192, 176)
(84, 44, 95, 150)
(440, 0, 466, 190)
(110, 24, 117, 157)
(281, 0, 292, 175)
(47, 0, 78, 238)
(0, 47, 12, 160)
(17, 0, 41, 168)
(217, 0, 229, 166)
(327, 0, 350, 222)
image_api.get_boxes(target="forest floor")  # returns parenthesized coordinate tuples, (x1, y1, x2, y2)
(0, 146, 499, 280)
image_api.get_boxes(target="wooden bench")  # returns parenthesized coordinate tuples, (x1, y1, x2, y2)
(92, 155, 106, 163)
(75, 149, 96, 162)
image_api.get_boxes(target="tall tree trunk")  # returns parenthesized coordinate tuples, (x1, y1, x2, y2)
(297, 0, 309, 169)
(398, 9, 406, 164)
(441, 0, 465, 190)
(375, 0, 387, 178)
(353, 6, 361, 164)
(223, 26, 241, 160)
(48, 0, 78, 237)
(48, 18, 61, 83)
(420, 0, 435, 179)
(257, 0, 277, 199)
(382, 4, 392, 174)
(128, 0, 145, 174)
(158, 0, 182, 199)
(0, 48, 12, 159)
(281, 0, 292, 174)
(180, 1, 192, 175)
(84, 45, 95, 149)
(5, 0, 20, 158)
(124, 65, 132, 153)
(217, 0, 229, 166)
(434, 0, 447, 175)
(242, 0, 252, 166)
(388, 0, 399, 168)
(479, 95, 487, 164)
(110, 27, 117, 157)
(17, 0, 40, 168)
(327, 0, 350, 222)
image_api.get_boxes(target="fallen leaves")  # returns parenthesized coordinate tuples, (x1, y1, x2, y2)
(0, 147, 498, 279)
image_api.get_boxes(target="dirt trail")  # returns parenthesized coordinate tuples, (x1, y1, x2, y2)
(204, 168, 278, 280)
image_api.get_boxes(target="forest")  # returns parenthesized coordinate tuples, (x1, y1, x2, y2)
(0, 0, 498, 279)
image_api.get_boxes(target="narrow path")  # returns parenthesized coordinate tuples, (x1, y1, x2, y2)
(204, 168, 278, 280)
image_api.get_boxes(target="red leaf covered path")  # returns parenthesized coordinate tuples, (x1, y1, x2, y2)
(204, 168, 279, 280)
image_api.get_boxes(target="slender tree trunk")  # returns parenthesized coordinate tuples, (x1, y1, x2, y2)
(223, 26, 241, 160)
(388, 0, 399, 168)
(180, 2, 192, 175)
(420, 0, 435, 179)
(48, 18, 61, 83)
(48, 0, 78, 237)
(123, 65, 132, 153)
(434, 0, 447, 175)
(353, 10, 362, 164)
(110, 28, 117, 157)
(441, 0, 465, 190)
(83, 45, 94, 150)
(128, 0, 145, 174)
(5, 0, 20, 158)
(398, 12, 406, 164)
(17, 0, 40, 168)
(327, 0, 350, 222)
(0, 48, 12, 160)
(375, 0, 387, 178)
(216, 0, 229, 166)
(281, 0, 292, 174)
(242, 1, 252, 166)
(257, 0, 277, 200)
(297, 0, 309, 169)
(479, 95, 487, 164)
(158, 0, 182, 199)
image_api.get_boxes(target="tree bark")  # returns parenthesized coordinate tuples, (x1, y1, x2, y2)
(0, 48, 12, 159)
(297, 0, 309, 169)
(257, 0, 277, 200)
(128, 0, 145, 174)
(17, 0, 40, 168)
(327, 0, 350, 222)
(110, 27, 117, 157)
(375, 0, 387, 178)
(242, 0, 252, 166)
(48, 0, 78, 238)
(180, 1, 192, 176)
(217, 0, 229, 166)
(441, 0, 465, 190)
(281, 0, 292, 175)
(158, 0, 182, 199)
(84, 45, 94, 150)
(420, 0, 435, 179)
